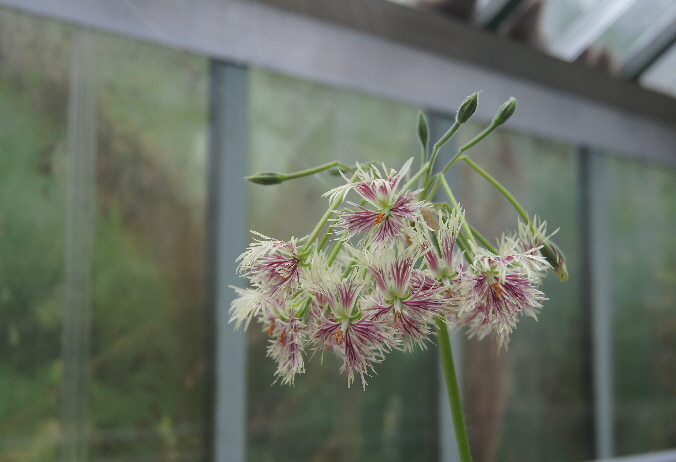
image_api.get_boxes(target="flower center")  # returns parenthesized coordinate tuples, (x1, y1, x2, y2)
(275, 261, 294, 279)
(373, 212, 386, 224)
(491, 282, 505, 297)
(333, 329, 345, 346)
(394, 311, 401, 324)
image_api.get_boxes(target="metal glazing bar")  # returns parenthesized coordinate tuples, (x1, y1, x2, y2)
(578, 146, 598, 461)
(61, 28, 98, 462)
(588, 150, 615, 459)
(208, 60, 248, 462)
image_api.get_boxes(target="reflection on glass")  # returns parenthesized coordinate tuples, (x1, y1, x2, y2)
(452, 122, 589, 462)
(597, 154, 676, 456)
(0, 7, 210, 460)
(247, 69, 438, 461)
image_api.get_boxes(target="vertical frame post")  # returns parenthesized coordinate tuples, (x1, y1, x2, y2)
(61, 28, 98, 462)
(207, 60, 249, 462)
(588, 149, 615, 459)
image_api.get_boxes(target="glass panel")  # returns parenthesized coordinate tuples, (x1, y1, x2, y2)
(450, 122, 589, 461)
(590, 0, 676, 66)
(598, 154, 676, 456)
(90, 32, 209, 460)
(0, 9, 70, 460)
(246, 69, 438, 461)
(541, 0, 676, 69)
(640, 40, 676, 97)
(543, 0, 638, 61)
(0, 8, 210, 460)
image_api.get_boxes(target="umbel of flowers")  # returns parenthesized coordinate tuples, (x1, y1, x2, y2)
(230, 93, 567, 462)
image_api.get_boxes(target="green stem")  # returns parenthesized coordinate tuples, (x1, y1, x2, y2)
(317, 226, 333, 252)
(424, 121, 461, 185)
(326, 239, 344, 267)
(469, 224, 498, 255)
(435, 317, 473, 462)
(401, 161, 431, 193)
(461, 156, 529, 223)
(439, 176, 478, 248)
(441, 121, 500, 175)
(421, 173, 442, 201)
(300, 173, 358, 253)
(285, 161, 353, 180)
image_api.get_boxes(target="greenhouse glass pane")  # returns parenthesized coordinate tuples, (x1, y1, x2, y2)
(590, 0, 676, 66)
(640, 41, 676, 98)
(540, 0, 608, 51)
(451, 122, 589, 462)
(0, 7, 211, 460)
(597, 154, 676, 456)
(246, 69, 438, 462)
(540, 0, 676, 69)
(89, 33, 210, 460)
(0, 9, 70, 460)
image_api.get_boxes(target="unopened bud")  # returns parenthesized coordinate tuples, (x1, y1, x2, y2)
(417, 112, 429, 148)
(246, 171, 287, 185)
(493, 97, 516, 126)
(541, 240, 568, 282)
(456, 92, 478, 124)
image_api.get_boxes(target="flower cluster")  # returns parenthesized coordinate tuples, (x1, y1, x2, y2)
(231, 94, 566, 389)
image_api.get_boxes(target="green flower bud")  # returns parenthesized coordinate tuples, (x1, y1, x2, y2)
(541, 240, 568, 282)
(493, 97, 516, 126)
(456, 92, 479, 124)
(246, 171, 287, 185)
(417, 112, 429, 149)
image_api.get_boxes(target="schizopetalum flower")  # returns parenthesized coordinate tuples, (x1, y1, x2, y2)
(458, 245, 549, 339)
(360, 244, 450, 350)
(424, 209, 463, 282)
(324, 158, 430, 243)
(311, 278, 398, 388)
(237, 232, 302, 296)
(314, 313, 395, 389)
(266, 315, 307, 386)
(230, 150, 563, 387)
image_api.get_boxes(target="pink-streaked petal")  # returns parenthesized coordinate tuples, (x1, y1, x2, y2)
(267, 316, 307, 385)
